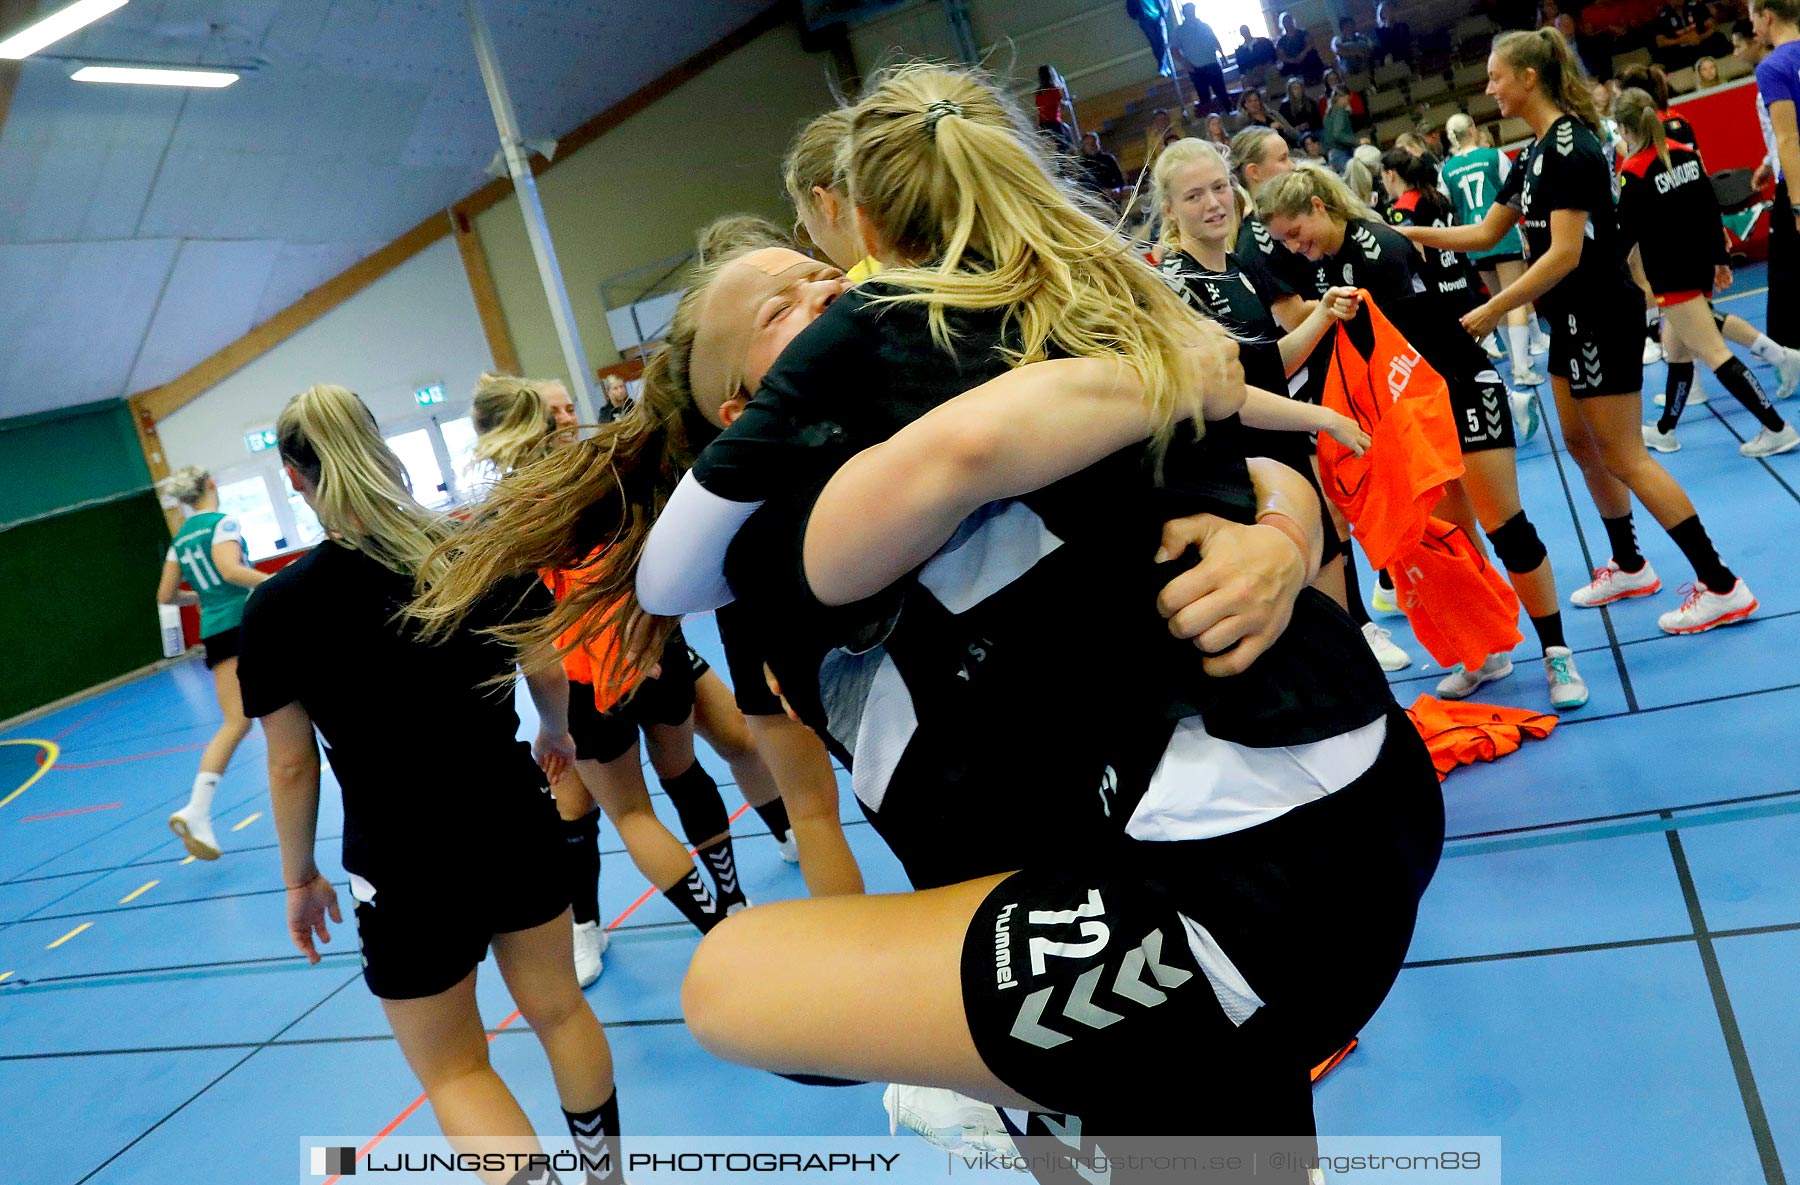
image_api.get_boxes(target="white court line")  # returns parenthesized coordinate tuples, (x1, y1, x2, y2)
(1716, 287, 1768, 305)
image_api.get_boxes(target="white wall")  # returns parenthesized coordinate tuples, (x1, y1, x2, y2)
(157, 237, 494, 476)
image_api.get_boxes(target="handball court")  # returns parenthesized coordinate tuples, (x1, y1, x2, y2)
(1, 270, 1793, 1184)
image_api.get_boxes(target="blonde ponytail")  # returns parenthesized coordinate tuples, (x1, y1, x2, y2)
(1494, 27, 1603, 135)
(1255, 160, 1378, 225)
(1446, 112, 1476, 153)
(1613, 87, 1671, 172)
(156, 464, 211, 507)
(470, 373, 554, 476)
(276, 385, 447, 578)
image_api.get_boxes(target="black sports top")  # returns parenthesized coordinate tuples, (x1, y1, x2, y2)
(1497, 115, 1636, 316)
(1616, 142, 1727, 295)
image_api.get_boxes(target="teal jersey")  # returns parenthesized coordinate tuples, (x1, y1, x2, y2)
(1441, 148, 1523, 261)
(168, 511, 252, 638)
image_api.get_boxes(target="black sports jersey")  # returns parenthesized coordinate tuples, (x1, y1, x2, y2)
(695, 285, 1391, 890)
(238, 541, 552, 879)
(1157, 248, 1287, 394)
(1238, 213, 1332, 405)
(1616, 142, 1727, 294)
(1661, 111, 1700, 159)
(1386, 190, 1480, 312)
(1497, 115, 1635, 316)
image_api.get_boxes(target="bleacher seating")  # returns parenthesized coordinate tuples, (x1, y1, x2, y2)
(1412, 75, 1450, 103)
(1369, 87, 1408, 117)
(1373, 60, 1412, 87)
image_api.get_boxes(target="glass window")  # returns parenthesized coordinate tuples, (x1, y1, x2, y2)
(215, 475, 283, 561)
(282, 467, 325, 548)
(440, 416, 483, 501)
(385, 428, 450, 510)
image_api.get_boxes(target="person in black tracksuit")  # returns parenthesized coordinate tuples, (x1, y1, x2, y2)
(1611, 88, 1798, 457)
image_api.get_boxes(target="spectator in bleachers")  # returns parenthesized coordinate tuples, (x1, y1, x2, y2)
(1322, 67, 1370, 123)
(1035, 65, 1079, 153)
(1281, 77, 1322, 133)
(1127, 0, 1176, 77)
(1656, 0, 1733, 66)
(1276, 12, 1329, 82)
(1698, 52, 1724, 80)
(1302, 130, 1329, 159)
(1539, 0, 1562, 27)
(1203, 111, 1232, 149)
(1395, 131, 1434, 159)
(1143, 106, 1190, 166)
(1078, 131, 1131, 205)
(1234, 88, 1301, 140)
(1236, 22, 1280, 72)
(1333, 16, 1378, 73)
(1376, 1, 1414, 64)
(1323, 87, 1363, 168)
(1172, 4, 1233, 114)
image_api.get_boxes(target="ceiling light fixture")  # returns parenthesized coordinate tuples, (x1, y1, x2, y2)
(70, 64, 238, 87)
(0, 0, 129, 60)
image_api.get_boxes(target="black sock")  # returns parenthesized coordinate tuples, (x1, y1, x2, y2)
(1602, 514, 1646, 574)
(1338, 543, 1373, 627)
(752, 797, 792, 843)
(1658, 361, 1694, 434)
(696, 837, 748, 915)
(1377, 568, 1394, 591)
(1529, 611, 1567, 651)
(661, 867, 722, 934)
(560, 811, 601, 927)
(1666, 515, 1736, 594)
(506, 1166, 564, 1185)
(563, 1091, 620, 1185)
(1714, 357, 1786, 432)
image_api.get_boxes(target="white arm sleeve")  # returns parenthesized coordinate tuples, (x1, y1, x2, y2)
(636, 471, 764, 615)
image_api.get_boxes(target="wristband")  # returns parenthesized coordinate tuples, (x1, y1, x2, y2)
(1254, 510, 1317, 582)
(285, 870, 322, 891)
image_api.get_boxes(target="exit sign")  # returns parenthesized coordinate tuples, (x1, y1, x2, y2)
(414, 383, 445, 406)
(245, 427, 277, 453)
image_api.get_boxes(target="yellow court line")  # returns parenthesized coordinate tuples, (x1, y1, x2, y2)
(180, 855, 196, 865)
(119, 880, 159, 904)
(0, 739, 61, 810)
(0, 971, 11, 983)
(231, 812, 262, 832)
(46, 923, 93, 950)
(1715, 286, 1768, 305)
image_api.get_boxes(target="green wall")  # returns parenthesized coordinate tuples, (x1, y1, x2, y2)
(0, 401, 166, 721)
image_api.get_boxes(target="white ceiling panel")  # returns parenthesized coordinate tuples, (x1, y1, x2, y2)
(126, 237, 284, 391)
(253, 239, 384, 323)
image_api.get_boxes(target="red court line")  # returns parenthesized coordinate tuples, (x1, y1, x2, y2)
(52, 743, 207, 771)
(20, 803, 122, 822)
(51, 706, 112, 743)
(324, 802, 753, 1183)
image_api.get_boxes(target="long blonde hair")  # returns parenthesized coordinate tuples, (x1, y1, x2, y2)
(156, 464, 211, 507)
(1153, 137, 1239, 250)
(1612, 86, 1671, 171)
(844, 62, 1229, 442)
(1257, 160, 1378, 225)
(407, 220, 791, 676)
(1494, 27, 1603, 134)
(782, 107, 853, 240)
(277, 385, 447, 577)
(470, 374, 555, 475)
(1445, 112, 1477, 152)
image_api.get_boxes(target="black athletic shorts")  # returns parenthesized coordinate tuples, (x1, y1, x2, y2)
(1548, 298, 1644, 399)
(959, 709, 1442, 1126)
(348, 770, 566, 1000)
(1447, 366, 1517, 454)
(202, 627, 240, 670)
(687, 644, 711, 680)
(566, 629, 697, 763)
(1475, 251, 1523, 268)
(714, 601, 784, 718)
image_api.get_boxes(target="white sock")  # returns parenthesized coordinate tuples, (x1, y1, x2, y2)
(1507, 325, 1532, 368)
(1749, 333, 1785, 366)
(189, 771, 220, 814)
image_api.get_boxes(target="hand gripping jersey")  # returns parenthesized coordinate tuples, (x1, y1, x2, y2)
(1616, 142, 1728, 297)
(167, 511, 252, 639)
(1497, 115, 1636, 317)
(1441, 147, 1525, 261)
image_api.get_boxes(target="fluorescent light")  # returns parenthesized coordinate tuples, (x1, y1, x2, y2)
(0, 0, 129, 60)
(72, 65, 238, 87)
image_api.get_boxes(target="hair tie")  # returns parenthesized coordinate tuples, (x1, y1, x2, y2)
(923, 99, 964, 139)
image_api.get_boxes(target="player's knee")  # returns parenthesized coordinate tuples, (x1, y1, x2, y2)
(1485, 512, 1548, 574)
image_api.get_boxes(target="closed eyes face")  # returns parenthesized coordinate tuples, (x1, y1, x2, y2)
(689, 248, 849, 427)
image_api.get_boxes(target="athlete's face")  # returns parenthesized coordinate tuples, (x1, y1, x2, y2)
(1165, 156, 1236, 249)
(1381, 167, 1407, 202)
(1245, 135, 1293, 189)
(602, 375, 629, 408)
(690, 248, 848, 427)
(1266, 199, 1342, 261)
(1487, 53, 1534, 119)
(539, 382, 578, 445)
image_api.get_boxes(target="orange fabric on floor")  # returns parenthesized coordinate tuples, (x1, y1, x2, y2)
(1389, 518, 1524, 673)
(1405, 693, 1558, 780)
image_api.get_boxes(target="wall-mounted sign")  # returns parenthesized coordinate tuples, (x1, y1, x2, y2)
(244, 427, 277, 453)
(414, 383, 446, 406)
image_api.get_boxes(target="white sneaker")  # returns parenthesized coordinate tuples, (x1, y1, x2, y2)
(1530, 330, 1551, 356)
(1642, 423, 1680, 453)
(1543, 646, 1589, 709)
(1512, 389, 1542, 443)
(1482, 333, 1505, 359)
(883, 1085, 1019, 1157)
(1740, 424, 1800, 458)
(1643, 338, 1663, 365)
(1436, 652, 1513, 699)
(1654, 387, 1707, 407)
(169, 806, 221, 860)
(572, 920, 608, 988)
(774, 832, 800, 864)
(1658, 580, 1758, 635)
(1775, 348, 1800, 400)
(1569, 560, 1661, 607)
(1362, 621, 1410, 672)
(1511, 365, 1546, 388)
(1370, 582, 1402, 616)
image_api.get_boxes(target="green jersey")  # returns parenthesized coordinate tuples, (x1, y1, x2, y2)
(1441, 148, 1524, 261)
(168, 511, 252, 638)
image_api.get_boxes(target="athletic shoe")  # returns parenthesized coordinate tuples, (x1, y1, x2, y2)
(168, 806, 221, 861)
(1482, 333, 1504, 359)
(1658, 579, 1758, 635)
(884, 1085, 1019, 1157)
(1642, 423, 1680, 453)
(1569, 560, 1661, 607)
(774, 832, 800, 864)
(1361, 622, 1410, 672)
(1653, 387, 1706, 407)
(1530, 329, 1551, 356)
(1543, 646, 1589, 710)
(572, 920, 608, 988)
(1643, 338, 1663, 365)
(1512, 389, 1542, 444)
(1436, 652, 1513, 699)
(1370, 582, 1402, 616)
(1775, 347, 1800, 400)
(1511, 364, 1546, 388)
(1740, 424, 1800, 458)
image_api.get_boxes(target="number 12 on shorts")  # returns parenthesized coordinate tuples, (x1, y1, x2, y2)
(1026, 889, 1110, 975)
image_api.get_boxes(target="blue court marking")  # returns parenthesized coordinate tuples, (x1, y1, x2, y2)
(1677, 812, 1800, 933)
(1714, 932, 1800, 1174)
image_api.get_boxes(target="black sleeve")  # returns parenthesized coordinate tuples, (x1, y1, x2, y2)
(1496, 146, 1527, 213)
(1614, 168, 1646, 250)
(237, 577, 298, 719)
(1238, 220, 1303, 300)
(1534, 126, 1614, 220)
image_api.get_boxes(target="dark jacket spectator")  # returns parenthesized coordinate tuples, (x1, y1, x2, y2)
(1275, 12, 1327, 82)
(1375, 2, 1413, 64)
(1236, 24, 1279, 71)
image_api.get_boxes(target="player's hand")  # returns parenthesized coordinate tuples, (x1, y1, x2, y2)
(286, 872, 341, 965)
(534, 729, 577, 783)
(1460, 301, 1503, 341)
(1321, 286, 1362, 321)
(1714, 264, 1733, 294)
(1153, 513, 1306, 677)
(1323, 411, 1371, 456)
(762, 664, 801, 723)
(1751, 161, 1774, 191)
